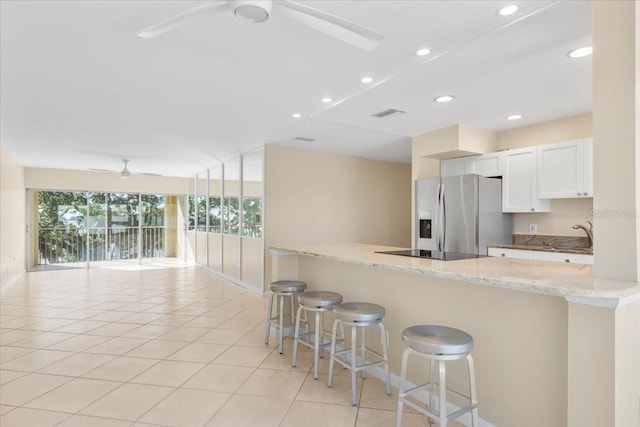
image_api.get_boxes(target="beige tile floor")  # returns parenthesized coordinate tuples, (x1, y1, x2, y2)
(0, 265, 461, 427)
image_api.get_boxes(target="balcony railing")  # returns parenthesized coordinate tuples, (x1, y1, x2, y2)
(38, 226, 165, 265)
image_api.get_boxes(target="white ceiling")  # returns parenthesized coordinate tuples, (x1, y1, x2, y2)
(0, 0, 592, 178)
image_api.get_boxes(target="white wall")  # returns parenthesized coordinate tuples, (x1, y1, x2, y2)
(1, 149, 26, 286)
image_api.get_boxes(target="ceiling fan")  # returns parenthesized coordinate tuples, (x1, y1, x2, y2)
(89, 159, 162, 179)
(137, 0, 384, 52)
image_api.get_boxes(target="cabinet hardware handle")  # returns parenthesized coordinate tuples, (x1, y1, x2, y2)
(530, 208, 535, 212)
(565, 259, 570, 263)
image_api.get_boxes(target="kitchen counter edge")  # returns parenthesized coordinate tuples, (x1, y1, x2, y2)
(270, 243, 640, 307)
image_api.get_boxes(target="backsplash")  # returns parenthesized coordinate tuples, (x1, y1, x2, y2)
(513, 233, 590, 249)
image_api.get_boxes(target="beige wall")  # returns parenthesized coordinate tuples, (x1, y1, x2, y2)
(24, 167, 187, 195)
(1, 150, 26, 286)
(497, 113, 592, 150)
(264, 145, 412, 290)
(511, 198, 593, 235)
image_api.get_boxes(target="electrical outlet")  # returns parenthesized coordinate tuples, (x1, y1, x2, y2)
(529, 223, 537, 233)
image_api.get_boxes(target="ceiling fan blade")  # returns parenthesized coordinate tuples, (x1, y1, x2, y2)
(89, 168, 118, 173)
(137, 1, 231, 39)
(136, 172, 163, 177)
(278, 1, 384, 52)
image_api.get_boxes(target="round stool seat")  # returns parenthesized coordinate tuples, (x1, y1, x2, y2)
(269, 280, 307, 293)
(402, 325, 474, 356)
(299, 291, 343, 308)
(334, 302, 385, 323)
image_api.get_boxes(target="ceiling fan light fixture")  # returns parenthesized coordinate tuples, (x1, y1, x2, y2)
(233, 0, 271, 23)
(416, 48, 431, 56)
(120, 159, 131, 179)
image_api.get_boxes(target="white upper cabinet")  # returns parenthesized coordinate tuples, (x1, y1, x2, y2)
(537, 138, 593, 198)
(440, 137, 592, 211)
(468, 152, 504, 177)
(503, 147, 551, 212)
(440, 157, 469, 176)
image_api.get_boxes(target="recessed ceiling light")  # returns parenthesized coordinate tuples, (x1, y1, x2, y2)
(361, 76, 373, 84)
(292, 113, 301, 118)
(434, 95, 455, 103)
(498, 5, 519, 16)
(321, 97, 333, 103)
(506, 114, 523, 120)
(416, 48, 431, 56)
(567, 46, 592, 58)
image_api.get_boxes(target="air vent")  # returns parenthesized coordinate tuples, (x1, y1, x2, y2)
(372, 108, 406, 118)
(290, 136, 315, 143)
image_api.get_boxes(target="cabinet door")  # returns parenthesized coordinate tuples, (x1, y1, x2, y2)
(441, 157, 469, 177)
(488, 247, 531, 259)
(489, 247, 593, 264)
(537, 138, 593, 199)
(503, 148, 550, 212)
(469, 152, 504, 177)
(538, 140, 582, 198)
(529, 251, 593, 265)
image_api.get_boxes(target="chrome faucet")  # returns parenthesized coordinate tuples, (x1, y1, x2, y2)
(572, 220, 593, 249)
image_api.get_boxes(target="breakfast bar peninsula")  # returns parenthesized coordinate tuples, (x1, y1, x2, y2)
(270, 243, 640, 427)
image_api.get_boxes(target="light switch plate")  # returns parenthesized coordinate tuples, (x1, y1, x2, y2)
(529, 223, 537, 233)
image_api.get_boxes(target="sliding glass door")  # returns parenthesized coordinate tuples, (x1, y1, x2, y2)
(30, 190, 173, 270)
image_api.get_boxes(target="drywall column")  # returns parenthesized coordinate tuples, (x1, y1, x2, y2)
(592, 0, 639, 281)
(565, 2, 640, 426)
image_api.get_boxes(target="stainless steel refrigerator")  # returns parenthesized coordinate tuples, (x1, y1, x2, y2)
(415, 174, 512, 255)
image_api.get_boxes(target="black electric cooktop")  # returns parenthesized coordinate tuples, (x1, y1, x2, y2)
(375, 249, 487, 261)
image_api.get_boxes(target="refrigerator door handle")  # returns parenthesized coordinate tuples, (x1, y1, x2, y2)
(437, 183, 443, 251)
(441, 184, 446, 251)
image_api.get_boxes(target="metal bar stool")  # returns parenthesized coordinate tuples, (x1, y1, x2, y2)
(264, 280, 307, 354)
(292, 290, 343, 379)
(328, 302, 391, 406)
(395, 325, 478, 427)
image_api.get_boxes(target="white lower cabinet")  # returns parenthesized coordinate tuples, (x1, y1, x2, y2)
(488, 247, 593, 265)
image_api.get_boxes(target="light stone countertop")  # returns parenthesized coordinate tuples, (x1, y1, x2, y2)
(270, 243, 640, 307)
